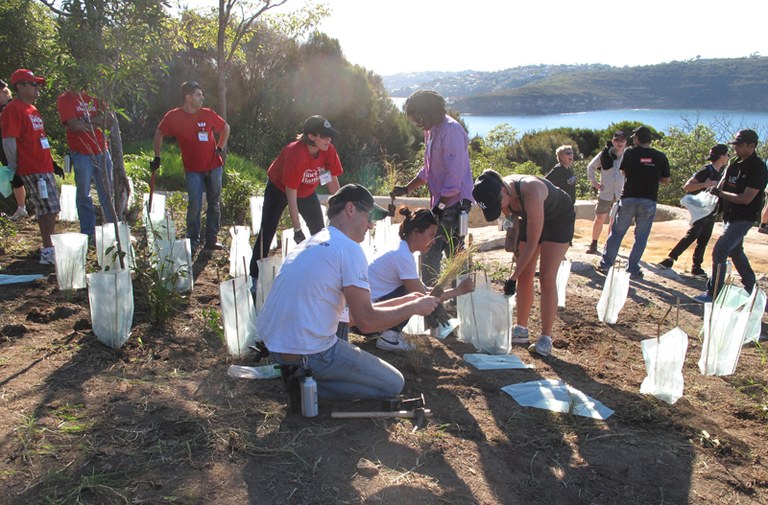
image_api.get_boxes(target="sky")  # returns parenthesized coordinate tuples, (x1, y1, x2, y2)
(178, 0, 768, 76)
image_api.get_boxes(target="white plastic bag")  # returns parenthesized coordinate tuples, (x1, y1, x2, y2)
(95, 222, 135, 271)
(596, 266, 630, 324)
(640, 327, 688, 404)
(58, 184, 79, 222)
(457, 273, 514, 354)
(556, 259, 571, 308)
(681, 192, 718, 225)
(220, 275, 258, 357)
(87, 269, 134, 349)
(229, 226, 252, 278)
(155, 238, 193, 293)
(51, 232, 88, 290)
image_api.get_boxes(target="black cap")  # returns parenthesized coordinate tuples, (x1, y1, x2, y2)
(303, 115, 339, 137)
(472, 170, 504, 222)
(706, 144, 728, 161)
(728, 129, 758, 145)
(613, 130, 626, 140)
(630, 126, 652, 143)
(328, 184, 388, 221)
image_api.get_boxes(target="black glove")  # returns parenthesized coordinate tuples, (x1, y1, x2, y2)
(149, 156, 161, 171)
(503, 277, 517, 296)
(709, 187, 721, 197)
(52, 161, 65, 179)
(390, 186, 408, 198)
(293, 229, 306, 244)
(431, 203, 446, 219)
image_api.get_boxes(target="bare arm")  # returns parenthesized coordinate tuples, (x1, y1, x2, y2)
(2, 138, 18, 170)
(403, 176, 427, 195)
(683, 175, 716, 193)
(327, 175, 340, 195)
(285, 187, 302, 230)
(720, 186, 762, 205)
(152, 128, 164, 158)
(511, 180, 547, 280)
(345, 285, 439, 334)
(659, 177, 671, 185)
(217, 122, 230, 149)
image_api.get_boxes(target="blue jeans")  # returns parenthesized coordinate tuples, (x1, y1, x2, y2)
(72, 152, 116, 236)
(600, 198, 656, 274)
(185, 166, 222, 245)
(272, 339, 404, 400)
(706, 220, 756, 297)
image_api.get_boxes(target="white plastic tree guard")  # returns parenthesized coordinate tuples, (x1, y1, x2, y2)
(51, 232, 88, 290)
(87, 269, 134, 349)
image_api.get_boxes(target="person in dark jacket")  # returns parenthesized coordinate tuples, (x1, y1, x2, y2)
(544, 145, 577, 204)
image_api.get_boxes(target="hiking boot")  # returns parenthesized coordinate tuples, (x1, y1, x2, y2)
(511, 325, 529, 344)
(280, 365, 303, 414)
(528, 335, 552, 357)
(586, 241, 599, 255)
(595, 264, 609, 275)
(657, 258, 674, 269)
(629, 269, 644, 280)
(9, 206, 28, 222)
(690, 266, 707, 278)
(376, 330, 415, 351)
(39, 247, 55, 266)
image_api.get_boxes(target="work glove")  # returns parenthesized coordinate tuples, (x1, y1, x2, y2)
(293, 229, 306, 244)
(390, 186, 408, 198)
(431, 203, 445, 219)
(708, 186, 721, 197)
(52, 161, 65, 179)
(149, 156, 161, 171)
(503, 277, 517, 297)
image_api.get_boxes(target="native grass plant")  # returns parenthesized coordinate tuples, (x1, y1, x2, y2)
(166, 191, 187, 225)
(425, 233, 476, 329)
(0, 215, 18, 255)
(222, 169, 258, 226)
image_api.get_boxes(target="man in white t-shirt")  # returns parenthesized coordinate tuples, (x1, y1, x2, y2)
(256, 184, 439, 403)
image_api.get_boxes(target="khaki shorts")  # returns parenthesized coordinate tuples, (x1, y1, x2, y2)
(595, 197, 616, 215)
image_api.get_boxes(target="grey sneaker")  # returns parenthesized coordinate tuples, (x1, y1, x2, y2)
(39, 247, 55, 265)
(511, 325, 529, 344)
(9, 206, 28, 222)
(376, 330, 415, 351)
(528, 335, 553, 357)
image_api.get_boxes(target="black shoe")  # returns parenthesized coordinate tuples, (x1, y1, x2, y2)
(658, 258, 674, 269)
(595, 264, 609, 275)
(586, 242, 599, 255)
(630, 269, 644, 280)
(690, 266, 707, 277)
(280, 365, 303, 414)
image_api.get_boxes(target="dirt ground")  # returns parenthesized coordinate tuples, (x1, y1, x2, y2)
(0, 209, 767, 505)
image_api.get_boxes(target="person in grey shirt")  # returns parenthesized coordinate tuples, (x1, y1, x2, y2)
(586, 130, 627, 254)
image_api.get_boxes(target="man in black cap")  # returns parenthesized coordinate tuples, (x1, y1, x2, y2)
(598, 125, 670, 279)
(658, 144, 729, 276)
(256, 184, 439, 403)
(694, 129, 767, 303)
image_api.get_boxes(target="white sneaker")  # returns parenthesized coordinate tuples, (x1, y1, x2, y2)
(376, 330, 415, 351)
(39, 247, 55, 265)
(511, 325, 530, 344)
(528, 335, 553, 357)
(9, 206, 28, 222)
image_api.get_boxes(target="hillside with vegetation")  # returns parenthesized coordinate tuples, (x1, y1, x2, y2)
(386, 57, 768, 114)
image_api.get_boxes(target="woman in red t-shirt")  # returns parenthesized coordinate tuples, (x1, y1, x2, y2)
(249, 116, 343, 283)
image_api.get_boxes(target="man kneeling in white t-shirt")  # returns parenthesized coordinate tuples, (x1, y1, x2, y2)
(256, 184, 439, 402)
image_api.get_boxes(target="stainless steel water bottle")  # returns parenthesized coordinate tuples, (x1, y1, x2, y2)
(301, 371, 318, 417)
(37, 177, 48, 199)
(459, 209, 469, 236)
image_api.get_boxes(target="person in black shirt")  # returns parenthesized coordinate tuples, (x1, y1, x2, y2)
(598, 126, 670, 279)
(658, 144, 728, 276)
(545, 145, 577, 204)
(694, 129, 768, 302)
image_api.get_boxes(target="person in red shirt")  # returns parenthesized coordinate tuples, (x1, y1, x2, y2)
(0, 80, 29, 222)
(249, 115, 343, 285)
(57, 89, 116, 237)
(1, 69, 61, 265)
(153, 80, 230, 250)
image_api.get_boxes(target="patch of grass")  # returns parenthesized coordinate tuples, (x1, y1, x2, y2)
(201, 307, 224, 342)
(52, 403, 92, 434)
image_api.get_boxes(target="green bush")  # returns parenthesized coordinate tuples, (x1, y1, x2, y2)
(221, 169, 258, 226)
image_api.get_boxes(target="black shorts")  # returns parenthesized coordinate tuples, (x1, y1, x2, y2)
(519, 207, 575, 244)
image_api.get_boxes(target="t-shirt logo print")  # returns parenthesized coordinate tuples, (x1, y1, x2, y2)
(302, 167, 321, 185)
(29, 114, 44, 131)
(197, 122, 207, 128)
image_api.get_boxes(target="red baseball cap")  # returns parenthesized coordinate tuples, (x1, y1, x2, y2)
(10, 69, 46, 86)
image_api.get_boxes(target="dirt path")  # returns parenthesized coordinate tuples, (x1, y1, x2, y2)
(0, 211, 766, 504)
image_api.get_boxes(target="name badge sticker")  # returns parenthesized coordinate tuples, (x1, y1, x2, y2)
(198, 131, 209, 142)
(40, 137, 50, 149)
(319, 169, 332, 185)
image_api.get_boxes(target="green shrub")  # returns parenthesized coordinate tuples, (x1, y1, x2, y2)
(221, 169, 258, 226)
